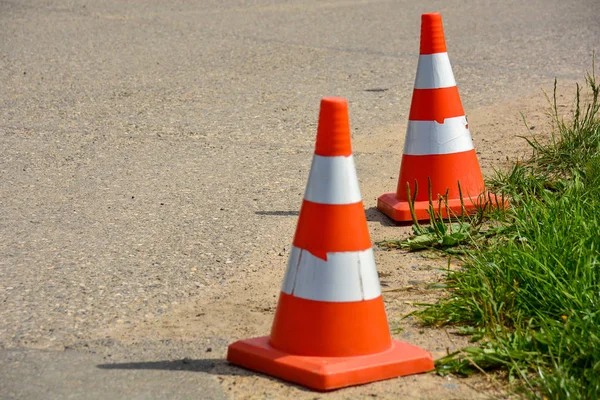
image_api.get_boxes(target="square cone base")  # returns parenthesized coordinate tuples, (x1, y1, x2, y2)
(377, 192, 480, 222)
(227, 336, 434, 391)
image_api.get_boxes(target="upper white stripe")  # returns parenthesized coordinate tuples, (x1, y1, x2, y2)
(414, 53, 456, 89)
(281, 246, 381, 302)
(404, 116, 474, 155)
(303, 155, 362, 205)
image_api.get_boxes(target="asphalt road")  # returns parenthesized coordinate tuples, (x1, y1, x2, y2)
(1, 0, 598, 398)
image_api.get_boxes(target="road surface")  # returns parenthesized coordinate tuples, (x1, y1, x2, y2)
(1, 0, 597, 398)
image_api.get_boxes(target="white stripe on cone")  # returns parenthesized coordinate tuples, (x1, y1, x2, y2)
(414, 53, 456, 89)
(403, 116, 474, 155)
(303, 155, 362, 205)
(281, 246, 381, 302)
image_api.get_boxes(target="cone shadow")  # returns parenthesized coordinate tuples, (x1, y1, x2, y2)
(365, 207, 412, 227)
(97, 358, 318, 393)
(97, 358, 242, 376)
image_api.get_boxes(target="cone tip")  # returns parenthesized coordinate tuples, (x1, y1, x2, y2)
(315, 97, 352, 157)
(321, 96, 348, 107)
(422, 12, 442, 22)
(420, 12, 447, 55)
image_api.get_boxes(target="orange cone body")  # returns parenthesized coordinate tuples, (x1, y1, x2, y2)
(227, 97, 434, 391)
(378, 13, 486, 222)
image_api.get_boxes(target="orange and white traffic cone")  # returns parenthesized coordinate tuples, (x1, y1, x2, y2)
(378, 12, 486, 222)
(227, 97, 434, 391)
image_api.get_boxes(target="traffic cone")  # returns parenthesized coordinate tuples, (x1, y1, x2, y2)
(378, 13, 486, 222)
(227, 97, 434, 391)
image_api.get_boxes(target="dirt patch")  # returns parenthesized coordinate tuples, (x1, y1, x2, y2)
(102, 251, 496, 399)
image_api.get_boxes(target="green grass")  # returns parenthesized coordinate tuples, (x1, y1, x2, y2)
(383, 65, 600, 399)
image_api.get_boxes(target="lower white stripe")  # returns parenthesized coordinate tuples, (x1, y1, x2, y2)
(403, 116, 474, 155)
(303, 155, 362, 205)
(281, 246, 381, 302)
(414, 53, 456, 89)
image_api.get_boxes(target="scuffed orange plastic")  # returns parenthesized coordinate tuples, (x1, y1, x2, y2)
(409, 87, 465, 123)
(397, 150, 485, 203)
(293, 200, 371, 260)
(270, 293, 391, 357)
